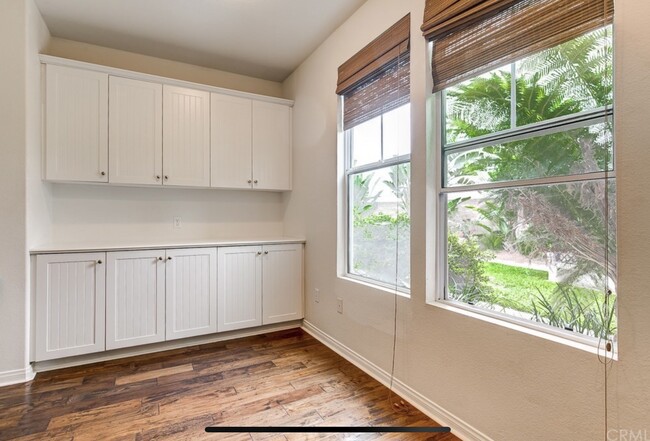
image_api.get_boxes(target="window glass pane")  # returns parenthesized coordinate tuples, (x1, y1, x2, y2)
(444, 66, 512, 144)
(349, 115, 381, 168)
(383, 104, 411, 159)
(516, 26, 613, 126)
(446, 179, 616, 339)
(349, 164, 410, 288)
(445, 122, 613, 187)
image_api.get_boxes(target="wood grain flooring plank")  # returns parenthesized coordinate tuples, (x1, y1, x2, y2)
(115, 364, 194, 386)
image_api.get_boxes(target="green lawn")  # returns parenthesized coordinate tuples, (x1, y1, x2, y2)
(483, 262, 602, 312)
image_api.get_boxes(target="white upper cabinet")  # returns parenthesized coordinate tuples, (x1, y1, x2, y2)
(163, 85, 211, 187)
(211, 93, 253, 189)
(109, 77, 163, 185)
(45, 64, 108, 182)
(252, 101, 292, 191)
(42, 57, 293, 191)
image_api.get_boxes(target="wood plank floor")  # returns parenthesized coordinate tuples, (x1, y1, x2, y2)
(0, 329, 459, 440)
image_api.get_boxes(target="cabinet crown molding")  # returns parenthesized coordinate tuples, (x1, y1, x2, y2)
(39, 54, 294, 107)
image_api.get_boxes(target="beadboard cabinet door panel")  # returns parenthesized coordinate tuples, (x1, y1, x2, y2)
(217, 246, 262, 332)
(252, 101, 292, 191)
(211, 93, 253, 189)
(262, 244, 304, 325)
(162, 85, 211, 187)
(109, 77, 163, 185)
(165, 248, 217, 340)
(45, 65, 108, 182)
(106, 250, 165, 350)
(35, 253, 106, 361)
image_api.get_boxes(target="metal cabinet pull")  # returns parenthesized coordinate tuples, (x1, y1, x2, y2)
(167, 256, 172, 260)
(97, 260, 102, 264)
(264, 251, 269, 255)
(100, 171, 106, 176)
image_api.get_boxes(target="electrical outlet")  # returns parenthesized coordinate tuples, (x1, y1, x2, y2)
(314, 288, 320, 303)
(173, 217, 182, 228)
(336, 297, 343, 314)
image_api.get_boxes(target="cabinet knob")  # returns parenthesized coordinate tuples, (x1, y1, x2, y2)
(257, 251, 262, 256)
(254, 179, 258, 184)
(164, 176, 169, 180)
(167, 256, 172, 260)
(100, 171, 106, 176)
(247, 179, 252, 184)
(97, 260, 102, 264)
(156, 175, 161, 180)
(158, 257, 163, 261)
(264, 251, 269, 255)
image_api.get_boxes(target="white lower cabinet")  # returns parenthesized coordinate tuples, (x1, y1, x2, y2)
(262, 244, 304, 325)
(35, 253, 106, 361)
(165, 248, 218, 340)
(106, 250, 166, 350)
(33, 242, 302, 361)
(218, 244, 304, 332)
(217, 246, 263, 332)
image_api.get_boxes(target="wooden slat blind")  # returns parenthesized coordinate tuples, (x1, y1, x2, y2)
(337, 14, 410, 129)
(422, 0, 614, 92)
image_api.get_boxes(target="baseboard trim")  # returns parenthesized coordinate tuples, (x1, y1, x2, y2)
(0, 365, 36, 387)
(301, 320, 492, 441)
(33, 321, 302, 373)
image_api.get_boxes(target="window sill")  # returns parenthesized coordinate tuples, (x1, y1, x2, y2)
(339, 274, 411, 298)
(427, 298, 618, 360)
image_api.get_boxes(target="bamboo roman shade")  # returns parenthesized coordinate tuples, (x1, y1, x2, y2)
(337, 14, 410, 129)
(422, 0, 614, 92)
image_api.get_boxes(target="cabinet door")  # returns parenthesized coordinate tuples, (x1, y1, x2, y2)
(262, 244, 304, 325)
(35, 253, 106, 361)
(252, 101, 292, 191)
(166, 248, 217, 340)
(106, 250, 165, 350)
(163, 85, 210, 187)
(109, 76, 163, 185)
(217, 246, 262, 332)
(211, 93, 253, 189)
(45, 65, 108, 182)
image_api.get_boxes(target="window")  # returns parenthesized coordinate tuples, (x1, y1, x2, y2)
(346, 105, 410, 290)
(337, 15, 411, 291)
(439, 26, 616, 342)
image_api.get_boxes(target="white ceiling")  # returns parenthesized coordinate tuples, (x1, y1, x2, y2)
(34, 0, 367, 82)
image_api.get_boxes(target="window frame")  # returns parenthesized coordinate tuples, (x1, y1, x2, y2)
(430, 42, 617, 351)
(343, 105, 411, 294)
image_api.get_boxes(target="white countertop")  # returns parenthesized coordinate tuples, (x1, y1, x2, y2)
(30, 237, 306, 254)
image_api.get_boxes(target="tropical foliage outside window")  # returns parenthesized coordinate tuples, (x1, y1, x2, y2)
(441, 27, 616, 340)
(346, 105, 411, 290)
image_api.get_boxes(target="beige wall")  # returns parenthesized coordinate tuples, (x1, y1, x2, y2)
(282, 0, 650, 439)
(45, 37, 283, 98)
(0, 0, 49, 381)
(0, 0, 29, 378)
